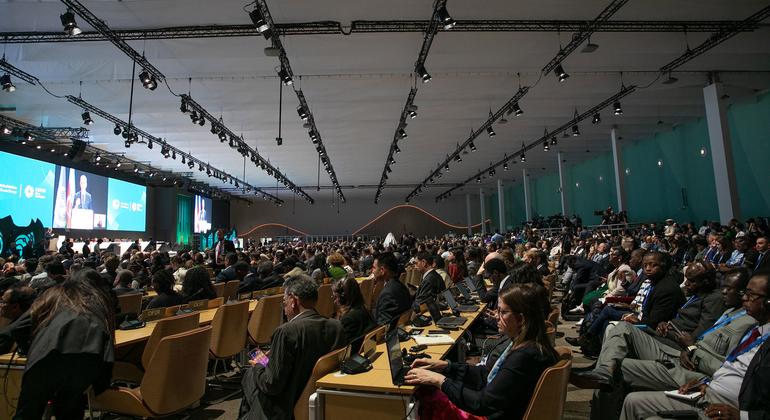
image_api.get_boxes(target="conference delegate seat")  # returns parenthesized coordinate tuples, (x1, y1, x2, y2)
(224, 280, 240, 302)
(209, 301, 250, 369)
(213, 282, 226, 298)
(370, 280, 385, 313)
(360, 325, 386, 350)
(358, 278, 373, 311)
(90, 326, 212, 418)
(293, 345, 350, 420)
(316, 283, 335, 319)
(521, 347, 572, 420)
(117, 293, 143, 317)
(163, 306, 181, 318)
(247, 294, 283, 348)
(545, 321, 556, 347)
(207, 297, 225, 309)
(396, 308, 413, 328)
(112, 312, 201, 384)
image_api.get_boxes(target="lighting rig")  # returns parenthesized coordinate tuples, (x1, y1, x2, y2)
(0, 56, 38, 92)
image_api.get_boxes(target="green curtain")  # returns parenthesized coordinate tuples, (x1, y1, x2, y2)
(176, 194, 193, 246)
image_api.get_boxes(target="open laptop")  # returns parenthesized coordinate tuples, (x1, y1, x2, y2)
(455, 283, 478, 303)
(427, 300, 466, 328)
(442, 289, 479, 312)
(465, 277, 489, 301)
(386, 329, 411, 386)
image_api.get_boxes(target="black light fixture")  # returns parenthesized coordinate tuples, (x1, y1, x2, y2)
(613, 101, 623, 116)
(454, 154, 462, 163)
(197, 115, 205, 126)
(486, 126, 496, 137)
(444, 163, 449, 171)
(543, 139, 550, 152)
(469, 141, 477, 152)
(210, 123, 219, 135)
(81, 111, 93, 125)
(512, 102, 523, 116)
(138, 70, 157, 90)
(397, 128, 407, 139)
(134, 165, 140, 173)
(60, 10, 82, 36)
(113, 124, 122, 135)
(296, 105, 309, 121)
(503, 161, 509, 171)
(188, 159, 195, 169)
(94, 153, 101, 162)
(489, 167, 496, 177)
(171, 150, 176, 160)
(218, 131, 227, 142)
(520, 143, 526, 162)
(592, 113, 601, 124)
(554, 64, 569, 82)
(0, 124, 10, 135)
(407, 105, 418, 119)
(277, 64, 293, 85)
(249, 7, 270, 35)
(147, 138, 153, 149)
(416, 64, 431, 83)
(23, 131, 33, 142)
(181, 155, 186, 164)
(394, 144, 401, 154)
(436, 5, 456, 30)
(389, 156, 396, 165)
(476, 176, 481, 183)
(551, 135, 557, 146)
(572, 124, 581, 136)
(1, 74, 15, 92)
(180, 99, 189, 114)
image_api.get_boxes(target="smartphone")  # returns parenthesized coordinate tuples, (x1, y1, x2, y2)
(428, 329, 450, 335)
(248, 348, 270, 367)
(409, 328, 424, 335)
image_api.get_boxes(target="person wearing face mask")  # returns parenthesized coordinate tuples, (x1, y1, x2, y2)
(404, 283, 557, 420)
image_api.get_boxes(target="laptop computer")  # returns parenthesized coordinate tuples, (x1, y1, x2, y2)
(386, 329, 411, 386)
(427, 300, 466, 328)
(442, 289, 479, 312)
(455, 283, 478, 303)
(465, 277, 489, 301)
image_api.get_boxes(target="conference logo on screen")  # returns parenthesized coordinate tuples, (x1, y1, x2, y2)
(112, 198, 143, 212)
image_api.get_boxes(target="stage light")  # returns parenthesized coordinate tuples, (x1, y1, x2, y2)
(407, 105, 418, 119)
(551, 136, 557, 146)
(394, 145, 401, 154)
(613, 101, 623, 116)
(171, 150, 176, 160)
(572, 124, 580, 136)
(389, 157, 396, 165)
(180, 100, 189, 114)
(81, 111, 93, 125)
(554, 64, 569, 82)
(188, 159, 195, 169)
(278, 64, 292, 85)
(198, 115, 205, 126)
(520, 152, 526, 163)
(296, 105, 309, 121)
(23, 131, 33, 141)
(35, 145, 41, 150)
(206, 166, 212, 177)
(476, 176, 481, 183)
(436, 5, 456, 30)
(444, 163, 449, 171)
(138, 70, 157, 90)
(94, 153, 101, 162)
(469, 141, 477, 152)
(190, 111, 199, 124)
(512, 102, 523, 116)
(1, 74, 15, 92)
(486, 126, 496, 138)
(592, 113, 601, 124)
(454, 154, 462, 163)
(489, 167, 495, 177)
(0, 125, 11, 135)
(503, 162, 509, 171)
(416, 64, 431, 83)
(134, 166, 139, 173)
(397, 128, 407, 139)
(147, 138, 153, 149)
(218, 131, 227, 142)
(543, 140, 550, 151)
(60, 11, 82, 36)
(116, 161, 122, 168)
(113, 124, 122, 135)
(249, 7, 271, 38)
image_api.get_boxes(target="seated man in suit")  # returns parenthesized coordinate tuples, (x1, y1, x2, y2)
(373, 252, 411, 328)
(412, 251, 445, 312)
(745, 235, 769, 273)
(0, 285, 35, 354)
(215, 253, 239, 283)
(239, 274, 345, 420)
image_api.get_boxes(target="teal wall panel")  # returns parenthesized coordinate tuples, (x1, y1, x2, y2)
(727, 93, 770, 218)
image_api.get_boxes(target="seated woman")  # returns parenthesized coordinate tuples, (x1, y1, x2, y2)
(181, 266, 217, 302)
(15, 269, 115, 419)
(332, 276, 375, 348)
(327, 252, 348, 281)
(146, 270, 185, 309)
(405, 283, 557, 420)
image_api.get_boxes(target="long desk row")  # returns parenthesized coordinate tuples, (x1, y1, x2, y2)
(312, 303, 487, 420)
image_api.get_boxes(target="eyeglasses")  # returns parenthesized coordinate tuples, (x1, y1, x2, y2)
(497, 309, 514, 317)
(739, 289, 767, 300)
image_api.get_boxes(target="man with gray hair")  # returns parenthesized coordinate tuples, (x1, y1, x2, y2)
(239, 274, 345, 420)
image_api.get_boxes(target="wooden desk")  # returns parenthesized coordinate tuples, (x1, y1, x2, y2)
(314, 303, 486, 420)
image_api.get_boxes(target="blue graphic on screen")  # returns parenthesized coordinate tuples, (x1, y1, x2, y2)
(107, 178, 146, 231)
(0, 151, 55, 226)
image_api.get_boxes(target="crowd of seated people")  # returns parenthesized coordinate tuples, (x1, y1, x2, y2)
(0, 214, 766, 418)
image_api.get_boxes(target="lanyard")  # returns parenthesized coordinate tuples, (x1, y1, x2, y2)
(676, 295, 700, 319)
(642, 285, 655, 311)
(726, 330, 769, 363)
(697, 309, 747, 340)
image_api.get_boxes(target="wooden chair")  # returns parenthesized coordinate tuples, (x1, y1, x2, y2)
(370, 280, 385, 313)
(213, 282, 226, 298)
(163, 306, 181, 318)
(207, 297, 225, 309)
(117, 293, 143, 316)
(545, 321, 556, 347)
(396, 308, 413, 328)
(547, 307, 560, 332)
(358, 278, 374, 311)
(224, 280, 240, 301)
(112, 312, 201, 383)
(90, 326, 213, 418)
(209, 301, 250, 361)
(358, 325, 387, 353)
(521, 347, 572, 420)
(247, 294, 283, 347)
(293, 346, 349, 420)
(315, 283, 335, 318)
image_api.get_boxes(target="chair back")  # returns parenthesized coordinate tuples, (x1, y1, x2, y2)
(140, 326, 212, 416)
(396, 308, 413, 328)
(247, 294, 284, 346)
(522, 347, 572, 420)
(547, 307, 559, 330)
(142, 312, 200, 370)
(316, 283, 335, 318)
(224, 280, 240, 301)
(358, 278, 373, 311)
(209, 300, 250, 359)
(117, 293, 143, 316)
(207, 297, 225, 309)
(370, 280, 385, 312)
(293, 346, 349, 420)
(359, 325, 386, 353)
(213, 282, 225, 298)
(545, 321, 556, 346)
(163, 306, 181, 318)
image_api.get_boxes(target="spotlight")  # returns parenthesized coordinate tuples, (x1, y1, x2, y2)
(512, 102, 523, 116)
(486, 126, 496, 138)
(60, 11, 82, 36)
(454, 154, 462, 163)
(397, 128, 407, 139)
(592, 113, 601, 124)
(1, 74, 15, 92)
(275, 137, 282, 146)
(520, 152, 526, 163)
(148, 138, 153, 149)
(394, 145, 401, 154)
(249, 7, 271, 37)
(138, 70, 157, 90)
(172, 150, 176, 160)
(613, 101, 623, 116)
(116, 161, 122, 168)
(543, 140, 550, 151)
(133, 165, 139, 173)
(476, 176, 481, 183)
(124, 139, 131, 148)
(309, 130, 319, 144)
(469, 141, 477, 152)
(407, 105, 418, 119)
(277, 64, 293, 85)
(503, 162, 509, 171)
(210, 123, 219, 135)
(23, 131, 33, 141)
(206, 166, 212, 177)
(551, 136, 557, 146)
(554, 64, 569, 82)
(489, 168, 495, 177)
(436, 5, 456, 30)
(188, 159, 195, 169)
(180, 100, 189, 114)
(113, 124, 122, 135)
(0, 124, 11, 135)
(296, 105, 309, 121)
(198, 116, 205, 126)
(181, 155, 186, 164)
(94, 153, 101, 162)
(389, 157, 396, 165)
(81, 111, 93, 125)
(572, 124, 580, 136)
(415, 64, 431, 83)
(218, 131, 227, 142)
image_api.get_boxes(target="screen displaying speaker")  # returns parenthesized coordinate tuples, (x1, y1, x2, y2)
(0, 150, 147, 231)
(194, 194, 212, 233)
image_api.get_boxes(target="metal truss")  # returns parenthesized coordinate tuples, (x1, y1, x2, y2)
(0, 114, 88, 142)
(0, 58, 38, 85)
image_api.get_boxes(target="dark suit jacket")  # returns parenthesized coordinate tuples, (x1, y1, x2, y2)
(241, 310, 345, 420)
(670, 288, 725, 339)
(340, 305, 375, 347)
(215, 239, 236, 254)
(216, 265, 237, 283)
(374, 278, 411, 327)
(739, 337, 770, 420)
(745, 250, 770, 273)
(413, 270, 445, 311)
(641, 273, 686, 328)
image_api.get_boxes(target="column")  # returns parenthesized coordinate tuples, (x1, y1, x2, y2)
(465, 193, 472, 236)
(611, 127, 626, 212)
(522, 168, 531, 221)
(497, 179, 505, 233)
(557, 151, 569, 216)
(703, 82, 741, 223)
(479, 188, 486, 236)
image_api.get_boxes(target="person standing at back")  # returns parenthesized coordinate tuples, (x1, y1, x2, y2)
(239, 274, 345, 420)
